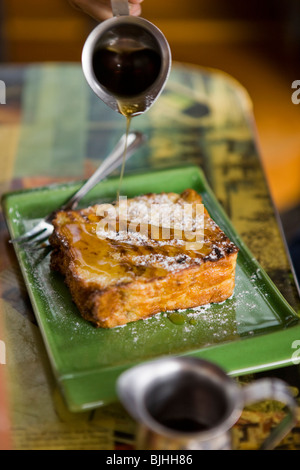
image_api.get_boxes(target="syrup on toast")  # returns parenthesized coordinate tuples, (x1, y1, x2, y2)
(49, 189, 238, 328)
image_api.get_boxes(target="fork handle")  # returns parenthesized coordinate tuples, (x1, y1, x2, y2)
(54, 131, 145, 215)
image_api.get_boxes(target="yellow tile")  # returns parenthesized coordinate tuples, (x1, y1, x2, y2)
(0, 126, 20, 185)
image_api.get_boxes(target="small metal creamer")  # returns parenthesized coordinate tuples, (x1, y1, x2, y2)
(117, 357, 297, 450)
(82, 0, 171, 116)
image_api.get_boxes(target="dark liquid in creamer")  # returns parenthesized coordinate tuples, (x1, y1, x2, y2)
(158, 417, 210, 433)
(92, 46, 161, 97)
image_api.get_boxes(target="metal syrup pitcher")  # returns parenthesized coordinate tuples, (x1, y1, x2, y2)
(117, 357, 297, 450)
(82, 0, 171, 116)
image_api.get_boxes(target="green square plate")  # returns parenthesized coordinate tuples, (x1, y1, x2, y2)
(2, 165, 300, 412)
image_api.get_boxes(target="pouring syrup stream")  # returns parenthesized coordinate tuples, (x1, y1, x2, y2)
(92, 42, 162, 200)
(117, 112, 132, 200)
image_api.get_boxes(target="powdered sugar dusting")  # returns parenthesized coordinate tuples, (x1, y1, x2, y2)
(95, 192, 205, 249)
(130, 253, 202, 272)
(124, 193, 204, 231)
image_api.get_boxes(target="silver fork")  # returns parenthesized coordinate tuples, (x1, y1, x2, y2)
(10, 131, 146, 246)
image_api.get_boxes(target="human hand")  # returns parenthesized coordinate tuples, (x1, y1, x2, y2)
(69, 0, 143, 21)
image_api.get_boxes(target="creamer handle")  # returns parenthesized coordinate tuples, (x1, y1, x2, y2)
(111, 0, 130, 16)
(242, 378, 297, 450)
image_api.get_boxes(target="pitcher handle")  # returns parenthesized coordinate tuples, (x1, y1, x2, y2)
(241, 378, 298, 450)
(111, 0, 130, 16)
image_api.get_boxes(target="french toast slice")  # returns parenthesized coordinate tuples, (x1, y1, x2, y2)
(49, 189, 238, 328)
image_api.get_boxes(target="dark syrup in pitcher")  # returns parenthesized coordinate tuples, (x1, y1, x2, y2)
(158, 417, 210, 433)
(92, 45, 162, 98)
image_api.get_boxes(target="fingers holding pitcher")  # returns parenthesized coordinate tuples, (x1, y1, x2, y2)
(68, 0, 144, 21)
